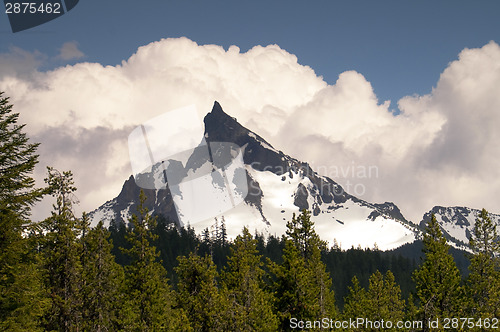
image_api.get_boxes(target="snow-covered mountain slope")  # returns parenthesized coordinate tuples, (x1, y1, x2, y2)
(89, 101, 424, 250)
(197, 164, 417, 250)
(420, 206, 500, 249)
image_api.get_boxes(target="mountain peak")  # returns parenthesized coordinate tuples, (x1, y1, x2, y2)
(211, 100, 225, 115)
(89, 101, 425, 250)
(204, 101, 245, 142)
(203, 101, 291, 175)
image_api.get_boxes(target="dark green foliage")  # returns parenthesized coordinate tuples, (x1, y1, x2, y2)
(109, 217, 131, 266)
(80, 217, 124, 331)
(198, 217, 231, 270)
(0, 92, 48, 331)
(108, 212, 421, 312)
(270, 210, 337, 330)
(153, 215, 198, 283)
(218, 216, 228, 247)
(0, 92, 45, 218)
(413, 214, 463, 329)
(222, 227, 278, 331)
(365, 270, 405, 325)
(175, 252, 224, 331)
(41, 168, 83, 331)
(343, 276, 367, 321)
(262, 234, 284, 264)
(91, 208, 490, 331)
(0, 248, 47, 332)
(271, 239, 314, 329)
(324, 245, 417, 309)
(466, 208, 500, 318)
(121, 190, 185, 331)
(285, 209, 325, 261)
(343, 271, 405, 331)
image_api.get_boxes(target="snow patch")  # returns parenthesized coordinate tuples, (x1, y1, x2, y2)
(89, 199, 117, 228)
(120, 202, 134, 222)
(248, 132, 279, 153)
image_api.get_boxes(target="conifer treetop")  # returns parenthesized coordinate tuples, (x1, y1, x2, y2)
(0, 91, 45, 219)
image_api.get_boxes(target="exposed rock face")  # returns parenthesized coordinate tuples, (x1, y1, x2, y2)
(92, 101, 500, 251)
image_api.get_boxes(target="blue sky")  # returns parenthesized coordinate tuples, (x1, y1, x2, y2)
(1, 1, 500, 222)
(2, 0, 500, 106)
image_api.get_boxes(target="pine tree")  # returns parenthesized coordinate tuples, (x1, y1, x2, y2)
(343, 271, 405, 331)
(289, 210, 336, 319)
(270, 210, 336, 330)
(80, 216, 125, 331)
(222, 227, 278, 331)
(0, 92, 45, 218)
(212, 217, 219, 244)
(202, 227, 211, 244)
(413, 214, 463, 330)
(121, 190, 185, 331)
(175, 252, 225, 331)
(41, 168, 83, 331)
(0, 91, 48, 331)
(466, 208, 500, 318)
(364, 270, 405, 329)
(405, 293, 419, 328)
(201, 227, 213, 258)
(108, 217, 131, 266)
(271, 238, 314, 329)
(343, 275, 367, 323)
(219, 216, 228, 247)
(285, 209, 323, 261)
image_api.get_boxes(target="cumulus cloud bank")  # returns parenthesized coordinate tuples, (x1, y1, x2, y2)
(0, 37, 498, 222)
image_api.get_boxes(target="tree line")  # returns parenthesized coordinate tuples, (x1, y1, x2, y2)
(109, 213, 421, 310)
(1, 91, 499, 331)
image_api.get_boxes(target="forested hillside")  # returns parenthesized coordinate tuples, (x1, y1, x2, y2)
(1, 92, 499, 331)
(109, 213, 421, 309)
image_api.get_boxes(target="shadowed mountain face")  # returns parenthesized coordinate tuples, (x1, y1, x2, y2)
(204, 101, 290, 174)
(203, 102, 354, 218)
(89, 101, 497, 250)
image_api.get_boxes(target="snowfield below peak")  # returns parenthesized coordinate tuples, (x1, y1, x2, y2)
(183, 166, 417, 251)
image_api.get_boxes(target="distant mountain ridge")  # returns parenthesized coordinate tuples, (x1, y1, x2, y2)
(89, 102, 499, 251)
(420, 206, 500, 249)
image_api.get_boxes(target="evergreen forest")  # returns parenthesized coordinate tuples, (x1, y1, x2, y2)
(1, 91, 499, 331)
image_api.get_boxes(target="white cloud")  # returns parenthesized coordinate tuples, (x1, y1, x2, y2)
(0, 46, 46, 79)
(1, 37, 499, 223)
(58, 41, 84, 60)
(392, 41, 500, 218)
